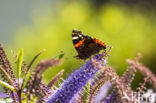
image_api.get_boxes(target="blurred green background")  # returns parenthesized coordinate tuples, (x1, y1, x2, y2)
(0, 0, 156, 89)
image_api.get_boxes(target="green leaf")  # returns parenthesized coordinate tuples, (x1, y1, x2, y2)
(0, 66, 17, 90)
(17, 48, 23, 79)
(27, 49, 46, 69)
(21, 49, 45, 90)
(0, 80, 16, 91)
(22, 71, 31, 90)
(52, 52, 64, 59)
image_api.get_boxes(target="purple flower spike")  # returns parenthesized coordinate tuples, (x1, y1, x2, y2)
(47, 53, 107, 103)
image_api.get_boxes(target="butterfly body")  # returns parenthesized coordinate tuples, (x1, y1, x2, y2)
(72, 29, 106, 59)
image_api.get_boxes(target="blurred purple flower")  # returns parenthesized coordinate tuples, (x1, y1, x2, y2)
(47, 52, 107, 103)
(0, 91, 9, 98)
(95, 81, 112, 103)
(103, 90, 121, 103)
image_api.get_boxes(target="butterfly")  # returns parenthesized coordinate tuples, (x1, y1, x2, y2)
(72, 29, 106, 59)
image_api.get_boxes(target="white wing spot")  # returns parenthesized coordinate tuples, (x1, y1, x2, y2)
(79, 35, 82, 37)
(72, 36, 79, 40)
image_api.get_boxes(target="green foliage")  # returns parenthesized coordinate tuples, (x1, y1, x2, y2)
(21, 71, 31, 90)
(17, 48, 23, 81)
(0, 45, 63, 102)
(0, 80, 15, 92)
(52, 52, 64, 59)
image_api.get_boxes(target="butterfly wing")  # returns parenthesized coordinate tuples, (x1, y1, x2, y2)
(72, 29, 106, 59)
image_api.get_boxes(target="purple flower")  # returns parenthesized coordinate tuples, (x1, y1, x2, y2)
(103, 90, 121, 103)
(0, 91, 9, 98)
(94, 81, 112, 103)
(47, 52, 107, 103)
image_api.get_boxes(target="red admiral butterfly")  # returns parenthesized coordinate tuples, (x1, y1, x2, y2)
(72, 29, 106, 59)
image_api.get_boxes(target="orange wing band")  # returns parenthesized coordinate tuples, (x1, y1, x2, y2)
(75, 39, 86, 48)
(93, 39, 105, 46)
